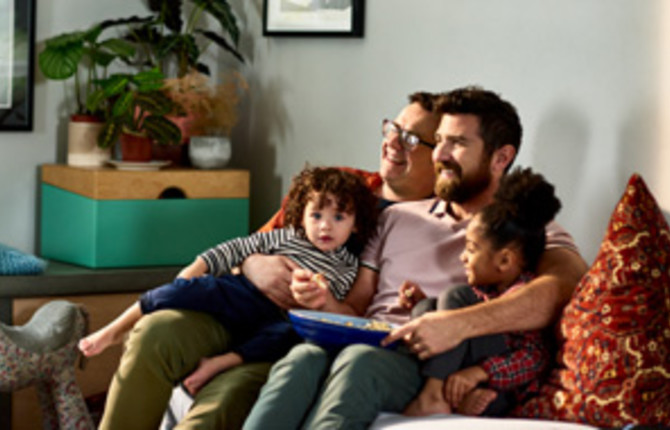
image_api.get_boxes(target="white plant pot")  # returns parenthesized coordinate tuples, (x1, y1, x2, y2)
(189, 136, 232, 169)
(67, 118, 111, 167)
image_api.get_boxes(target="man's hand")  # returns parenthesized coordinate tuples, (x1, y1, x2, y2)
(290, 269, 329, 309)
(240, 254, 300, 309)
(444, 365, 488, 408)
(381, 310, 467, 359)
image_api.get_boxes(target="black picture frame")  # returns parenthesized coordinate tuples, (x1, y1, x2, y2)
(263, 0, 364, 38)
(0, 0, 36, 131)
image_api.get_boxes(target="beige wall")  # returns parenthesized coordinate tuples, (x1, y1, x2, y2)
(1, 0, 666, 263)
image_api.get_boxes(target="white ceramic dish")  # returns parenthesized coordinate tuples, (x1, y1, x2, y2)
(107, 160, 171, 171)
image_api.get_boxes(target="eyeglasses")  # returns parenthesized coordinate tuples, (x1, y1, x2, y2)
(381, 119, 436, 151)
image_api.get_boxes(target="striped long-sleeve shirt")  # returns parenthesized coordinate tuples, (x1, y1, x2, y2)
(199, 227, 358, 300)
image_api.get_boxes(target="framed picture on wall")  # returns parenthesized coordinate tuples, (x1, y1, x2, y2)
(0, 0, 36, 131)
(263, 0, 364, 37)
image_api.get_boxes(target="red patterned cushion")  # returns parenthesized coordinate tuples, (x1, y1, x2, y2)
(514, 174, 670, 426)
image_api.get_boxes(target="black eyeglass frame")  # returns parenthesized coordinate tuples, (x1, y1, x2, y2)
(382, 119, 436, 151)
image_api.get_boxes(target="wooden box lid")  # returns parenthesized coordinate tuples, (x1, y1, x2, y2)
(41, 164, 249, 200)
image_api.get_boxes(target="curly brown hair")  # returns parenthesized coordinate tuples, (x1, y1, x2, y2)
(284, 166, 379, 254)
(479, 167, 561, 271)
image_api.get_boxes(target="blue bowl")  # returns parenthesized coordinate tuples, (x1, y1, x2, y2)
(288, 310, 398, 349)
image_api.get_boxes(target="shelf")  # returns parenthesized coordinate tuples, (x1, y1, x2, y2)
(0, 260, 180, 298)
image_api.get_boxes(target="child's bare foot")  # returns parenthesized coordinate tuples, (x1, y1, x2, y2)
(78, 328, 122, 357)
(183, 357, 223, 396)
(403, 379, 452, 417)
(457, 388, 498, 416)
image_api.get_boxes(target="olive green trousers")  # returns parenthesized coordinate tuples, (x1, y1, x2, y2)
(99, 309, 272, 430)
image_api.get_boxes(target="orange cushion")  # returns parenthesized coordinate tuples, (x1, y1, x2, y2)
(514, 174, 670, 427)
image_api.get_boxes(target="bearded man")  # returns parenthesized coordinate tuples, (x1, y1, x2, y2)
(244, 86, 588, 430)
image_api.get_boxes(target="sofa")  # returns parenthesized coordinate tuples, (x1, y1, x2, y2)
(165, 173, 670, 429)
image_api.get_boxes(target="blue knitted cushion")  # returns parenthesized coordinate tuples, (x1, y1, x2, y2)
(0, 244, 47, 275)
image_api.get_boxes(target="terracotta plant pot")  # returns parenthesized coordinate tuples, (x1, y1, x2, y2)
(152, 142, 188, 166)
(67, 114, 110, 167)
(120, 132, 153, 162)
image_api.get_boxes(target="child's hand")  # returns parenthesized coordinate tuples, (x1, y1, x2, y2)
(398, 280, 427, 310)
(176, 257, 208, 280)
(444, 365, 488, 408)
(290, 269, 329, 310)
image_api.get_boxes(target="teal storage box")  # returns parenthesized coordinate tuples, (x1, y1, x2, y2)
(40, 165, 250, 268)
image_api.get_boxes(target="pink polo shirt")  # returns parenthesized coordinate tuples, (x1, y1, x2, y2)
(360, 198, 579, 325)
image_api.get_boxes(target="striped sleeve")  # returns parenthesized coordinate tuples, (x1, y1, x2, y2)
(322, 248, 358, 300)
(199, 228, 294, 277)
(276, 238, 359, 301)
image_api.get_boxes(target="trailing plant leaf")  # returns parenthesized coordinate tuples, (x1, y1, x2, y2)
(132, 68, 166, 90)
(194, 62, 210, 76)
(130, 0, 244, 78)
(98, 38, 137, 61)
(101, 74, 132, 97)
(148, 0, 164, 11)
(99, 16, 155, 30)
(158, 33, 201, 76)
(197, 29, 243, 63)
(135, 91, 176, 117)
(143, 115, 182, 145)
(160, 0, 184, 33)
(192, 0, 240, 45)
(112, 92, 134, 118)
(97, 120, 123, 148)
(87, 48, 117, 68)
(85, 88, 107, 113)
(82, 25, 104, 44)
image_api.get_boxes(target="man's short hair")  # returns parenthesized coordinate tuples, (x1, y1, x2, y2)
(408, 91, 437, 113)
(435, 86, 522, 166)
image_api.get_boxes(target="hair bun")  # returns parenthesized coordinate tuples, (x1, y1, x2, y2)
(494, 167, 561, 230)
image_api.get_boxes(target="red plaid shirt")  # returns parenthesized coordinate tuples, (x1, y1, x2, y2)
(473, 277, 550, 400)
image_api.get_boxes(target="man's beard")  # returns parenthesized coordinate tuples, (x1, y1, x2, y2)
(434, 159, 492, 203)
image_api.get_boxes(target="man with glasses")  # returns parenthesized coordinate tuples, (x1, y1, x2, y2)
(243, 87, 586, 429)
(98, 92, 441, 430)
(254, 92, 439, 238)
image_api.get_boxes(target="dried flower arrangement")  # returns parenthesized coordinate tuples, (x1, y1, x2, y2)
(164, 69, 248, 137)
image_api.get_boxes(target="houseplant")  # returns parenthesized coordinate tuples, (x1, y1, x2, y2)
(122, 0, 247, 165)
(86, 67, 184, 162)
(40, 1, 245, 165)
(38, 21, 137, 166)
(38, 21, 137, 117)
(124, 0, 244, 78)
(163, 69, 247, 168)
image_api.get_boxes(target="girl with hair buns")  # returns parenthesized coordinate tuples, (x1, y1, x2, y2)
(399, 167, 562, 418)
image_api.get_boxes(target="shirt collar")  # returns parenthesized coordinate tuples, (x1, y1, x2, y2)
(429, 198, 471, 228)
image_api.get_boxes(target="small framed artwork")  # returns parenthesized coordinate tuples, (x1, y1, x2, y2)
(0, 0, 36, 131)
(263, 0, 364, 38)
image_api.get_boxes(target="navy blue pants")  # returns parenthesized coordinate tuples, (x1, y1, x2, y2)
(139, 274, 301, 362)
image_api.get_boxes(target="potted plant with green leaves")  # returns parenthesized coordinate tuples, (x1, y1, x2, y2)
(38, 21, 137, 166)
(86, 67, 184, 162)
(126, 0, 244, 78)
(121, 0, 246, 164)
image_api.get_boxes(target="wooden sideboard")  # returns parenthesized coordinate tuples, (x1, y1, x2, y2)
(0, 262, 180, 430)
